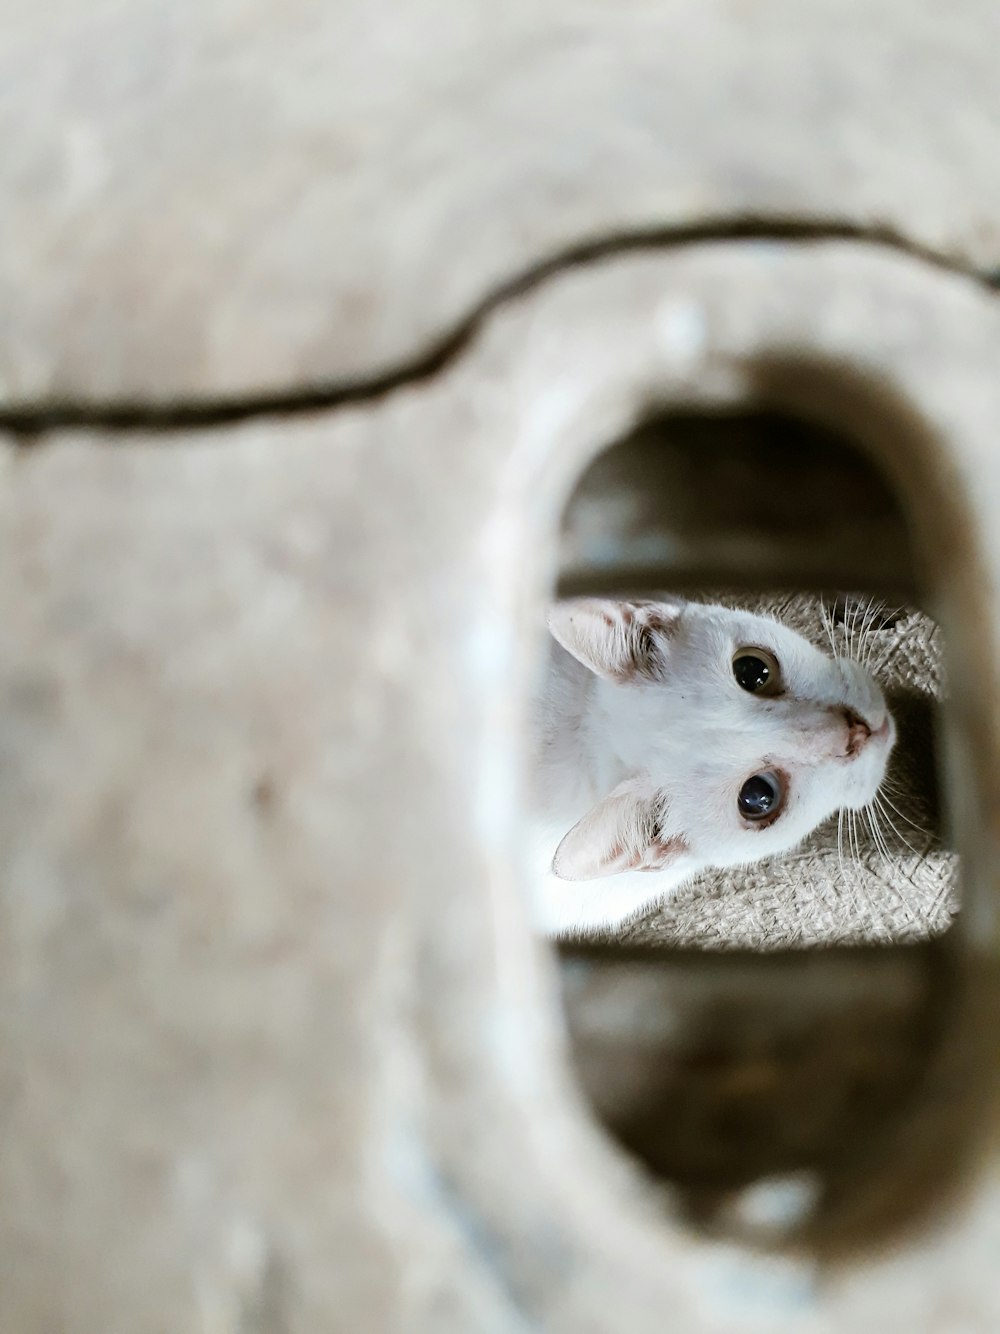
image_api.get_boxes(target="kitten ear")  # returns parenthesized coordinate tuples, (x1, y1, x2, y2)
(547, 598, 682, 682)
(552, 778, 689, 881)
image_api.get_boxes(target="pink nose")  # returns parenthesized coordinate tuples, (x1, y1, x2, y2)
(842, 707, 872, 756)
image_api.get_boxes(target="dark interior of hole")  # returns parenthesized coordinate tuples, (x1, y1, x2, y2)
(559, 942, 956, 1230)
(549, 410, 957, 1252)
(557, 411, 918, 600)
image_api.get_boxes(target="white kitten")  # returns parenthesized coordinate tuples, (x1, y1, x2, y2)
(528, 598, 896, 936)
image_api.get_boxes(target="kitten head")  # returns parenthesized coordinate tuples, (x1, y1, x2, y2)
(547, 597, 895, 881)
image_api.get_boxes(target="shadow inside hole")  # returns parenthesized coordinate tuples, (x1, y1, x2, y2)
(557, 411, 917, 600)
(543, 408, 964, 1254)
(558, 940, 962, 1254)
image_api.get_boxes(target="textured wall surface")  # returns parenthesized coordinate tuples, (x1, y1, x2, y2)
(3, 0, 1000, 401)
(3, 3, 1000, 1331)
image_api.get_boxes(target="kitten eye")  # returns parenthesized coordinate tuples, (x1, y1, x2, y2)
(738, 770, 785, 822)
(733, 646, 782, 696)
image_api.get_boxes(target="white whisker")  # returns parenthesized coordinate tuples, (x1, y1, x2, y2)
(864, 801, 916, 923)
(877, 785, 929, 840)
(820, 600, 839, 661)
(873, 792, 925, 859)
(836, 808, 857, 916)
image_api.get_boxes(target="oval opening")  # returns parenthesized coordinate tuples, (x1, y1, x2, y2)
(530, 407, 965, 1255)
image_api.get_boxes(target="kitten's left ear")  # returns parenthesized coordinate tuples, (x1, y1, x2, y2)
(551, 776, 688, 880)
(547, 598, 683, 683)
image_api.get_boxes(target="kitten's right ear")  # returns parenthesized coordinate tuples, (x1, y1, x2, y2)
(547, 598, 682, 682)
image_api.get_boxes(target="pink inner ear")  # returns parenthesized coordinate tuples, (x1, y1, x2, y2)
(630, 835, 689, 873)
(550, 780, 688, 881)
(547, 598, 682, 683)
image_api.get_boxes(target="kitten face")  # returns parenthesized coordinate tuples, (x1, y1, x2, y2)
(546, 598, 895, 882)
(629, 603, 895, 871)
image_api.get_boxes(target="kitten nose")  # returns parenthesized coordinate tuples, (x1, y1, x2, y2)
(842, 707, 872, 756)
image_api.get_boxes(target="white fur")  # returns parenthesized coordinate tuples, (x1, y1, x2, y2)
(528, 598, 896, 937)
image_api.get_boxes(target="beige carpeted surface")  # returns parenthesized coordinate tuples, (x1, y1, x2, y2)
(618, 593, 958, 951)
